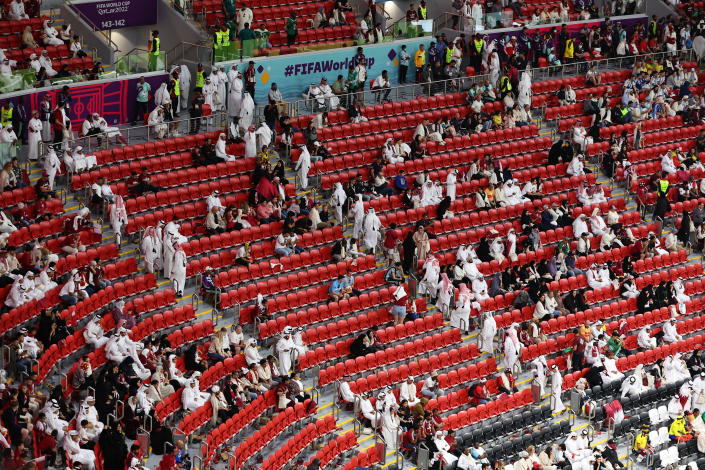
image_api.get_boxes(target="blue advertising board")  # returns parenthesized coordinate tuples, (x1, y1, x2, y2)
(215, 37, 432, 103)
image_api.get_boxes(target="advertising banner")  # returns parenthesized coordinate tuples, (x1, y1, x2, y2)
(216, 37, 431, 103)
(70, 0, 158, 30)
(0, 73, 168, 130)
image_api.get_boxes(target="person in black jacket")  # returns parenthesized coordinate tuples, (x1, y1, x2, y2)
(99, 424, 129, 470)
(548, 139, 574, 165)
(602, 440, 625, 469)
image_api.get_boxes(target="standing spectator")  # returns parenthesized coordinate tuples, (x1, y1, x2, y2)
(286, 12, 298, 45)
(244, 61, 256, 101)
(399, 45, 410, 84)
(131, 76, 151, 126)
(414, 44, 426, 82)
(51, 102, 68, 147)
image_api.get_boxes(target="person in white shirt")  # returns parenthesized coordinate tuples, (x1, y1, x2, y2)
(215, 133, 236, 161)
(83, 315, 109, 349)
(181, 378, 210, 411)
(295, 143, 311, 189)
(399, 377, 421, 406)
(567, 154, 586, 176)
(458, 447, 480, 470)
(422, 371, 440, 398)
(662, 317, 682, 343)
(637, 326, 656, 349)
(372, 70, 391, 102)
(27, 110, 43, 161)
(64, 430, 95, 470)
(94, 113, 127, 145)
(661, 149, 678, 174)
(38, 49, 57, 76)
(572, 126, 592, 152)
(148, 106, 168, 138)
(8, 0, 28, 20)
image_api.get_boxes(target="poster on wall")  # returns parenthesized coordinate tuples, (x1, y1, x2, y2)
(1, 73, 168, 130)
(70, 0, 158, 30)
(217, 37, 431, 103)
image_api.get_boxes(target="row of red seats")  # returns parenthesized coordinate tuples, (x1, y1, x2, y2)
(262, 416, 337, 470)
(343, 342, 481, 395)
(219, 255, 376, 309)
(257, 269, 388, 324)
(205, 245, 333, 283)
(125, 176, 290, 216)
(126, 197, 244, 234)
(588, 123, 704, 159)
(0, 17, 46, 34)
(321, 135, 551, 190)
(531, 69, 631, 94)
(59, 272, 156, 326)
(301, 298, 428, 346)
(167, 319, 215, 349)
(130, 304, 195, 342)
(182, 221, 285, 256)
(625, 160, 705, 190)
(489, 245, 689, 330)
(0, 257, 137, 335)
(88, 131, 225, 166)
(228, 400, 315, 469)
(297, 302, 441, 371)
(258, 282, 401, 339)
(125, 288, 177, 317)
(291, 92, 473, 129)
(0, 187, 58, 209)
(237, 271, 391, 327)
(305, 432, 357, 469)
(7, 215, 68, 247)
(379, 177, 589, 230)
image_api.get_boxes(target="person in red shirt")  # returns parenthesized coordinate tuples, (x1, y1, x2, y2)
(52, 102, 68, 146)
(383, 223, 401, 265)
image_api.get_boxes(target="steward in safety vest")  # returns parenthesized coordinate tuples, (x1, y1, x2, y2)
(195, 63, 205, 89)
(0, 103, 12, 127)
(657, 172, 670, 198)
(418, 0, 428, 19)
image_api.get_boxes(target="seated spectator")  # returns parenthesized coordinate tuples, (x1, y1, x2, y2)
(329, 275, 347, 301)
(205, 206, 226, 234)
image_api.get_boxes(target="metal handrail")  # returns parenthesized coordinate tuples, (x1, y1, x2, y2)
(62, 0, 121, 53)
(38, 111, 230, 162)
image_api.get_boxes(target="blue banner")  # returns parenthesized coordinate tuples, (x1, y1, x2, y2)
(216, 38, 431, 103)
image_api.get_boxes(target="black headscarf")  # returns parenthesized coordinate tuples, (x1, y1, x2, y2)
(677, 210, 691, 245)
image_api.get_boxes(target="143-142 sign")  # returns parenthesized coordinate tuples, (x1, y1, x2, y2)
(70, 0, 157, 31)
(101, 19, 126, 29)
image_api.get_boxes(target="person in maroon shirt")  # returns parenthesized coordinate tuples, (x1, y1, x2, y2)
(383, 223, 401, 265)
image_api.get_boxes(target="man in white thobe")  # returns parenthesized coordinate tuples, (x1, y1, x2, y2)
(295, 143, 311, 189)
(27, 111, 43, 161)
(446, 169, 458, 201)
(215, 133, 236, 162)
(64, 430, 95, 470)
(276, 332, 296, 374)
(243, 125, 257, 159)
(362, 208, 381, 252)
(170, 245, 187, 297)
(141, 226, 162, 274)
(227, 70, 243, 121)
(551, 365, 566, 413)
(83, 316, 109, 349)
